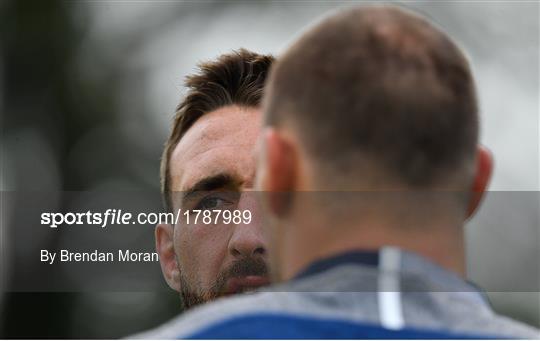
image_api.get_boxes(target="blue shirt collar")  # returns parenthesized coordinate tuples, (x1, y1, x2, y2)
(292, 248, 491, 307)
(294, 249, 379, 280)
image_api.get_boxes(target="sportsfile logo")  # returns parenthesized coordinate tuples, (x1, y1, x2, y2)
(40, 209, 253, 228)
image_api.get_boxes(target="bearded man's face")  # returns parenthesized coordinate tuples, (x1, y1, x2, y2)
(156, 106, 269, 309)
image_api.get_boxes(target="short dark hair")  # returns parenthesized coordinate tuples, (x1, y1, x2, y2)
(161, 49, 274, 211)
(265, 6, 478, 188)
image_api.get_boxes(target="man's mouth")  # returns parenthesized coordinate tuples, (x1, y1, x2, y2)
(225, 275, 270, 294)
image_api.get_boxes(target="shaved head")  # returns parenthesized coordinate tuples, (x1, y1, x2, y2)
(264, 6, 478, 189)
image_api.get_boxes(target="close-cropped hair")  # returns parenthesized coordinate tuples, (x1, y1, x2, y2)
(161, 49, 275, 212)
(265, 6, 478, 188)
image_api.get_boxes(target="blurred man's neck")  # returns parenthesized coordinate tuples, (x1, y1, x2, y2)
(279, 212, 466, 281)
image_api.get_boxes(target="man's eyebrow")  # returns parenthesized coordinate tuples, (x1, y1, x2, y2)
(182, 173, 239, 203)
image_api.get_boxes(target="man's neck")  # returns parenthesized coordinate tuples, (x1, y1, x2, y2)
(280, 218, 466, 281)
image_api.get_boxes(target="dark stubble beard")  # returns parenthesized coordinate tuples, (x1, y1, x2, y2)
(178, 256, 268, 310)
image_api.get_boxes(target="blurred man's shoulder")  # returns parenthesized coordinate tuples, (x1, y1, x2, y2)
(128, 290, 282, 339)
(486, 313, 540, 339)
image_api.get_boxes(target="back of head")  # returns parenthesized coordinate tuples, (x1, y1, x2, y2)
(264, 5, 478, 190)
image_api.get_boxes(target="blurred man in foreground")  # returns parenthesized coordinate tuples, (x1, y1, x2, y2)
(136, 6, 540, 338)
(156, 49, 274, 309)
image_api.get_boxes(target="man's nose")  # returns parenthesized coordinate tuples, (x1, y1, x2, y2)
(228, 193, 266, 258)
(228, 226, 266, 258)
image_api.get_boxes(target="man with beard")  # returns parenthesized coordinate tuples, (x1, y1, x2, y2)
(133, 5, 539, 339)
(155, 49, 274, 309)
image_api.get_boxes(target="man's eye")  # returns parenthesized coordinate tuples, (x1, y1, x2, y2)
(195, 196, 228, 210)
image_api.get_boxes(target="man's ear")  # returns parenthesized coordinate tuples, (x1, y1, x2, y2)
(466, 145, 493, 219)
(258, 128, 297, 217)
(155, 223, 181, 291)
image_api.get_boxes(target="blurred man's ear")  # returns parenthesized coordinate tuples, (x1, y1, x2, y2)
(258, 128, 297, 217)
(466, 146, 493, 219)
(155, 223, 180, 291)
